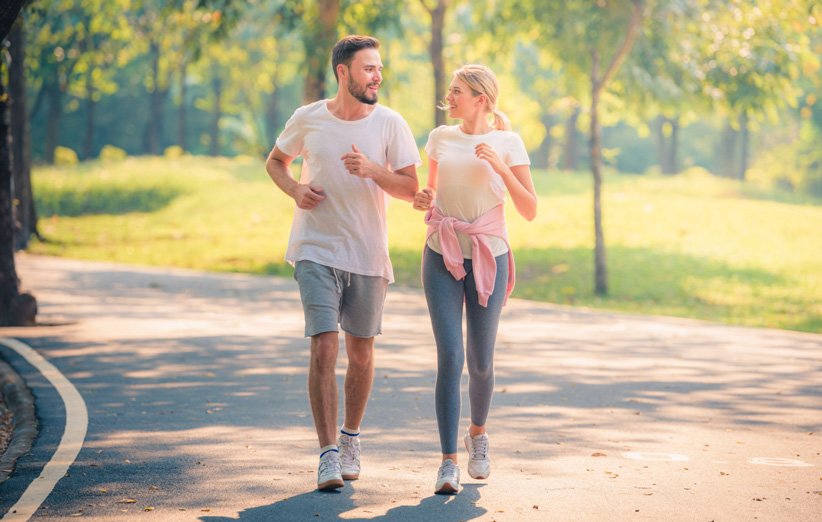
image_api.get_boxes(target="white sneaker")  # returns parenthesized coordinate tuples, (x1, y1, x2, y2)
(338, 433, 361, 480)
(434, 459, 461, 494)
(464, 432, 491, 479)
(317, 450, 344, 491)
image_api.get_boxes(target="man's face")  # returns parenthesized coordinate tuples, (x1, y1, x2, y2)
(345, 48, 383, 105)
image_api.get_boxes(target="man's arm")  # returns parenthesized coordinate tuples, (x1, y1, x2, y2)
(265, 146, 326, 209)
(341, 145, 419, 202)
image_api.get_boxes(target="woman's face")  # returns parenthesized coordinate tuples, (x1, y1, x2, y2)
(445, 78, 484, 120)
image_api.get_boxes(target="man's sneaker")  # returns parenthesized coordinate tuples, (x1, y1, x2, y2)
(434, 459, 461, 494)
(317, 450, 344, 491)
(464, 432, 491, 479)
(338, 432, 361, 480)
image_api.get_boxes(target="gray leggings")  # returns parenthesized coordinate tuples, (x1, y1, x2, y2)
(422, 246, 508, 455)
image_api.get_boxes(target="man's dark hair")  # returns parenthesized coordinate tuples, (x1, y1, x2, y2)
(331, 35, 380, 83)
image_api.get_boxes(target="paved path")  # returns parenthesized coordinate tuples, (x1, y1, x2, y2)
(1, 254, 820, 521)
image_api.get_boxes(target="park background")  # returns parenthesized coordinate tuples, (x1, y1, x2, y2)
(7, 0, 822, 332)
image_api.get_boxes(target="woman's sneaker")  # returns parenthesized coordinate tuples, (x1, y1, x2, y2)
(338, 432, 361, 480)
(434, 459, 461, 494)
(464, 432, 491, 479)
(317, 450, 344, 491)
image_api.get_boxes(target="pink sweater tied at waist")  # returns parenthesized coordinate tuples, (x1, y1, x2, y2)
(424, 204, 516, 307)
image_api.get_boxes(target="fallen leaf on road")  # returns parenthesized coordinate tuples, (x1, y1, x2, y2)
(592, 452, 607, 457)
(117, 499, 137, 504)
(143, 507, 154, 512)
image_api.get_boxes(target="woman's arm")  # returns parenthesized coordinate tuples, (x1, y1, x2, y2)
(413, 159, 439, 211)
(475, 144, 537, 221)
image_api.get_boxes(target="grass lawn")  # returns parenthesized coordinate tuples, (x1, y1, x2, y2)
(30, 155, 822, 333)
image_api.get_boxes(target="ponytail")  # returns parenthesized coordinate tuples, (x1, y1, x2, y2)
(492, 109, 511, 131)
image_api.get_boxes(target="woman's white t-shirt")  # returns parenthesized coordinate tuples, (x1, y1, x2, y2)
(276, 100, 421, 283)
(425, 125, 530, 258)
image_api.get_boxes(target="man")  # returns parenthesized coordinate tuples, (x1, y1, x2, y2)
(265, 35, 420, 491)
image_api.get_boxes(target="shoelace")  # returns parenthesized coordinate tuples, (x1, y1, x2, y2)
(438, 460, 458, 479)
(319, 454, 339, 475)
(340, 437, 360, 466)
(470, 436, 488, 460)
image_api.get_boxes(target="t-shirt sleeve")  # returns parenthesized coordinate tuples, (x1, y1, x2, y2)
(386, 115, 422, 170)
(275, 107, 305, 157)
(505, 132, 531, 167)
(424, 126, 441, 162)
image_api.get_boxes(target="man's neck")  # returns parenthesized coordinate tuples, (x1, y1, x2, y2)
(326, 91, 376, 121)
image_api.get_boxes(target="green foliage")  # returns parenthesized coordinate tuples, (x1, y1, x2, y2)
(99, 144, 127, 161)
(164, 145, 185, 158)
(748, 121, 822, 196)
(30, 157, 822, 333)
(54, 146, 79, 165)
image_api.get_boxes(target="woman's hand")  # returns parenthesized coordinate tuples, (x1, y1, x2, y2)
(475, 143, 505, 174)
(413, 187, 434, 211)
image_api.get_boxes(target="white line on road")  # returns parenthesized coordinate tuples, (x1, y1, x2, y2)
(0, 337, 88, 521)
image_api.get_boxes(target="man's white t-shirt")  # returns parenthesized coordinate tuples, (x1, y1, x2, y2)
(425, 125, 530, 258)
(276, 100, 421, 283)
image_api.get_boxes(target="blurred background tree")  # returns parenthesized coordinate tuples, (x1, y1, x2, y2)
(2, 0, 820, 310)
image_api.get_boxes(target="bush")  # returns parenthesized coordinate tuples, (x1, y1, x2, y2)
(54, 146, 78, 166)
(99, 145, 128, 162)
(164, 146, 185, 159)
(748, 122, 822, 197)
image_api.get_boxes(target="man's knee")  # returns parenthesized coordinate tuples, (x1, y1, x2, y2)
(346, 336, 375, 369)
(311, 333, 339, 372)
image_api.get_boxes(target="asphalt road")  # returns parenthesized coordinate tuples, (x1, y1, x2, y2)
(0, 253, 820, 521)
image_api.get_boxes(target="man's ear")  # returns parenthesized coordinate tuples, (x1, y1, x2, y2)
(337, 64, 348, 83)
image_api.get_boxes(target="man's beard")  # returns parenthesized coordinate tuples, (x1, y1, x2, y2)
(348, 78, 378, 105)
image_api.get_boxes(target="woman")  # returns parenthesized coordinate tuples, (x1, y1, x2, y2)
(413, 64, 537, 494)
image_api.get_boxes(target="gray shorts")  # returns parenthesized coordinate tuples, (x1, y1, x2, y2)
(294, 260, 388, 338)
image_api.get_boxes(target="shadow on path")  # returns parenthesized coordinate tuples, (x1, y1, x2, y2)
(200, 484, 487, 522)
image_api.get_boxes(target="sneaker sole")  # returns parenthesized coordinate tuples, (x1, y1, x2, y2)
(342, 472, 359, 481)
(434, 482, 460, 495)
(467, 468, 490, 480)
(318, 478, 344, 491)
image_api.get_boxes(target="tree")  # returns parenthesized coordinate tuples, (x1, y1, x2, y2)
(1, 0, 37, 326)
(419, 0, 448, 128)
(9, 16, 40, 249)
(499, 0, 646, 296)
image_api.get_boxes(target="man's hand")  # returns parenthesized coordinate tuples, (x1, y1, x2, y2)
(293, 183, 326, 210)
(341, 144, 376, 179)
(412, 187, 434, 211)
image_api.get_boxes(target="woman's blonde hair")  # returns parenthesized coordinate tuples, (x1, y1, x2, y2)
(438, 64, 511, 131)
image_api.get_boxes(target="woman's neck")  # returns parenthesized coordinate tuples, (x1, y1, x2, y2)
(459, 114, 492, 135)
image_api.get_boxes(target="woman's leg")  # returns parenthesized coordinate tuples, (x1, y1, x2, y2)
(464, 252, 509, 433)
(423, 247, 466, 458)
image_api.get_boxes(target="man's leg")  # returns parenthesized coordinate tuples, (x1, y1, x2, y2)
(309, 331, 340, 447)
(342, 333, 375, 430)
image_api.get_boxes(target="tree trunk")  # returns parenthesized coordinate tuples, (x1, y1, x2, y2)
(82, 68, 96, 160)
(738, 111, 749, 181)
(0, 0, 27, 41)
(534, 112, 554, 169)
(266, 81, 279, 149)
(210, 75, 221, 156)
(590, 50, 607, 297)
(0, 61, 37, 326)
(302, 0, 340, 103)
(717, 124, 738, 178)
(425, 0, 447, 128)
(653, 115, 666, 171)
(178, 60, 187, 151)
(10, 17, 38, 250)
(44, 79, 62, 164)
(146, 40, 164, 155)
(665, 117, 679, 174)
(562, 106, 580, 171)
